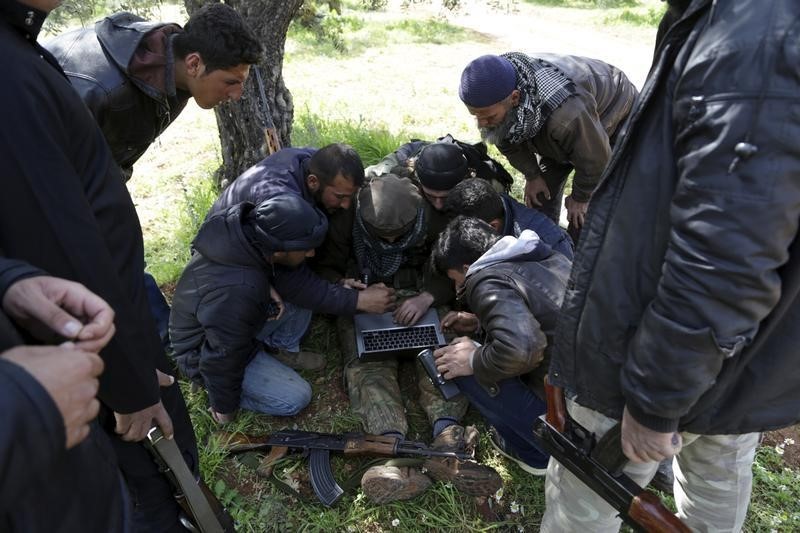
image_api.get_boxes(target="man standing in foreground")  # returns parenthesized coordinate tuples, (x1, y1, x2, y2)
(1, 1, 197, 530)
(458, 52, 636, 241)
(542, 0, 800, 531)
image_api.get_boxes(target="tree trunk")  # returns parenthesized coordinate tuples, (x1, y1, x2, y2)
(184, 0, 304, 185)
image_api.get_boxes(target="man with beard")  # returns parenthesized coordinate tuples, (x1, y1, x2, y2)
(207, 144, 397, 371)
(459, 53, 637, 241)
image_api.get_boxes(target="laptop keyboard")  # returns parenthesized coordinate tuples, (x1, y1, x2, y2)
(362, 325, 440, 352)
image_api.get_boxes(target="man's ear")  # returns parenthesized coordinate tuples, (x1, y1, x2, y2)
(306, 173, 320, 193)
(462, 264, 471, 274)
(184, 52, 204, 77)
(510, 89, 521, 106)
(489, 218, 502, 232)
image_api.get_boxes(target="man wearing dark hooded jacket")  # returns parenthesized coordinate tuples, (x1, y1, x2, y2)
(0, 2, 197, 530)
(431, 217, 570, 475)
(170, 195, 328, 423)
(542, 0, 800, 531)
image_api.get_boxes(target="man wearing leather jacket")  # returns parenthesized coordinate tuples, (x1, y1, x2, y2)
(430, 216, 571, 475)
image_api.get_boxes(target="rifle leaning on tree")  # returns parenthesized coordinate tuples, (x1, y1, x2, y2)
(220, 429, 471, 506)
(532, 380, 690, 533)
(252, 65, 282, 156)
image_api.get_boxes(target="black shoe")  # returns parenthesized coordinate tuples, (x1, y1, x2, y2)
(488, 426, 548, 476)
(649, 460, 675, 493)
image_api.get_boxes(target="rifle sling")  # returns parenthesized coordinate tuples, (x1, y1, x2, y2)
(147, 429, 225, 533)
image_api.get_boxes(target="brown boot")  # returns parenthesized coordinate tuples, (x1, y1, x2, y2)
(271, 348, 326, 372)
(360, 465, 431, 504)
(424, 425, 502, 497)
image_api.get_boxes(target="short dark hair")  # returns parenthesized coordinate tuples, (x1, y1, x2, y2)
(173, 4, 263, 72)
(309, 143, 365, 187)
(444, 178, 504, 222)
(432, 216, 500, 275)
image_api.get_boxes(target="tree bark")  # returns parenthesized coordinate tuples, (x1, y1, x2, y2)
(184, 0, 303, 185)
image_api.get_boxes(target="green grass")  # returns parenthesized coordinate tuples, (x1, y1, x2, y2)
(603, 4, 666, 26)
(287, 12, 484, 58)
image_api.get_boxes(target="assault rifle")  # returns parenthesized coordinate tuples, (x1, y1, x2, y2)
(221, 429, 471, 506)
(252, 65, 281, 156)
(532, 381, 690, 533)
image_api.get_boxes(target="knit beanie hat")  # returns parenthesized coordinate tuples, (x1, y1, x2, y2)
(358, 174, 422, 239)
(459, 54, 517, 108)
(248, 194, 328, 252)
(415, 142, 469, 192)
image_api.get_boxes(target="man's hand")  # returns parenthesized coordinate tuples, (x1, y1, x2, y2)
(339, 278, 367, 290)
(267, 286, 285, 321)
(393, 292, 434, 326)
(2, 275, 115, 353)
(524, 177, 551, 208)
(113, 370, 175, 442)
(564, 195, 589, 229)
(433, 337, 477, 379)
(2, 344, 104, 449)
(356, 283, 397, 313)
(440, 311, 480, 335)
(621, 406, 682, 463)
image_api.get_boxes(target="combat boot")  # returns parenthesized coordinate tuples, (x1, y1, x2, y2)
(423, 425, 503, 497)
(360, 465, 431, 504)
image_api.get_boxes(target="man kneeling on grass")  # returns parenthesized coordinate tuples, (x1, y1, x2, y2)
(430, 216, 571, 474)
(169, 194, 326, 424)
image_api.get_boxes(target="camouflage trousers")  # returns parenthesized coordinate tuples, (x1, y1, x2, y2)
(540, 399, 760, 533)
(337, 312, 468, 436)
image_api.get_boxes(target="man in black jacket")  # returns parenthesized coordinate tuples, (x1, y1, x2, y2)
(542, 1, 800, 531)
(170, 195, 328, 424)
(431, 217, 570, 475)
(0, 1, 197, 530)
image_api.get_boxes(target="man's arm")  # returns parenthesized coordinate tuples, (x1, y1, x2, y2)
(467, 275, 547, 387)
(620, 87, 800, 435)
(273, 263, 359, 315)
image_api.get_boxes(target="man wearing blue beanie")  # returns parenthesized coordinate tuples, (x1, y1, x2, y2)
(170, 194, 328, 424)
(459, 53, 637, 242)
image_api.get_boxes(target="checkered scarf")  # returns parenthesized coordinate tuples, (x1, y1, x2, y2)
(502, 53, 577, 145)
(352, 207, 427, 280)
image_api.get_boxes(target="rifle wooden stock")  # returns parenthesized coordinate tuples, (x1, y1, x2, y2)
(341, 434, 399, 456)
(630, 492, 691, 533)
(544, 376, 567, 432)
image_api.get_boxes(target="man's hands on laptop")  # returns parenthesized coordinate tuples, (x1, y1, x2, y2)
(440, 311, 480, 335)
(393, 292, 434, 326)
(356, 283, 396, 313)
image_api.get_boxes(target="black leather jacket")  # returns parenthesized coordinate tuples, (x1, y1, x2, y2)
(464, 234, 570, 395)
(552, 0, 800, 435)
(45, 12, 187, 179)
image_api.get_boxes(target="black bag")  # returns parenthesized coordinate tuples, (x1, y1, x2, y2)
(436, 133, 515, 193)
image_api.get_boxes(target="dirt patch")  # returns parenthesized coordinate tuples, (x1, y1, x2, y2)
(761, 425, 800, 469)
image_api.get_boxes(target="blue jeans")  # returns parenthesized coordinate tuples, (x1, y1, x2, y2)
(240, 349, 311, 416)
(143, 272, 171, 352)
(454, 375, 549, 468)
(255, 302, 312, 352)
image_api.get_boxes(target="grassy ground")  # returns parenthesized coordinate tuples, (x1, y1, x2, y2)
(125, 1, 800, 531)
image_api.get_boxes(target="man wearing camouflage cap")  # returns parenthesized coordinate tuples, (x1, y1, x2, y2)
(335, 174, 502, 504)
(459, 53, 637, 241)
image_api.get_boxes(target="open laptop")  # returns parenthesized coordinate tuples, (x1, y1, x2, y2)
(354, 308, 447, 361)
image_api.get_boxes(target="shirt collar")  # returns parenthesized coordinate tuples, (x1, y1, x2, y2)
(0, 1, 47, 40)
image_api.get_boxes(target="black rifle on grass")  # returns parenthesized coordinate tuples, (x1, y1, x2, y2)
(220, 429, 471, 506)
(532, 380, 691, 533)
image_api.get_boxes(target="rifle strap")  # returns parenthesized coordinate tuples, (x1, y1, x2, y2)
(146, 429, 226, 533)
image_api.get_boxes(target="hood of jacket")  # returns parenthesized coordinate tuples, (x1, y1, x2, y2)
(467, 229, 554, 278)
(96, 12, 182, 99)
(193, 203, 267, 269)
